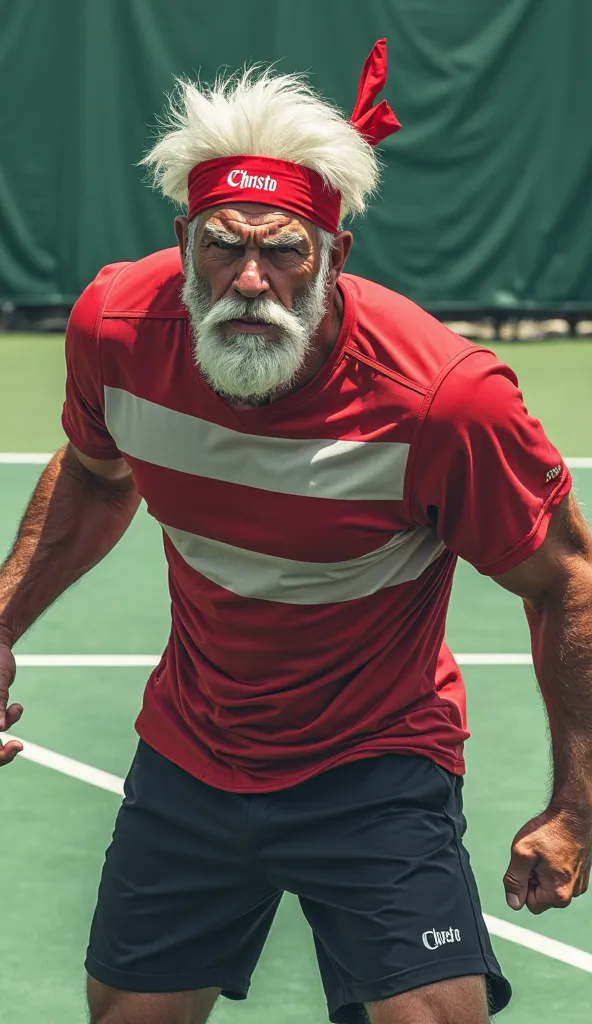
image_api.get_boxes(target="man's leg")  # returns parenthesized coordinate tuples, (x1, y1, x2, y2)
(87, 978, 220, 1024)
(260, 755, 510, 1024)
(86, 742, 281, 1016)
(366, 975, 489, 1024)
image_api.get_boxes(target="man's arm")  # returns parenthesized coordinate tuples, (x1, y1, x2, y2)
(0, 443, 140, 765)
(492, 491, 592, 913)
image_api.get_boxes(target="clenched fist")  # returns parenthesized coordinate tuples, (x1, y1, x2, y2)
(504, 806, 592, 914)
(0, 635, 23, 766)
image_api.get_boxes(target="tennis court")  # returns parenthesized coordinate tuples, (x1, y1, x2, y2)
(1, 336, 591, 1023)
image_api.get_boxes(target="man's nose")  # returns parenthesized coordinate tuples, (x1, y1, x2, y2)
(235, 258, 270, 299)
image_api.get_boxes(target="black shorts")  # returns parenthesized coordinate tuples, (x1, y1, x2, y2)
(86, 741, 511, 1023)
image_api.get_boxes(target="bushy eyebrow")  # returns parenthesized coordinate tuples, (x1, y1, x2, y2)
(260, 232, 307, 249)
(201, 225, 242, 245)
(202, 225, 307, 249)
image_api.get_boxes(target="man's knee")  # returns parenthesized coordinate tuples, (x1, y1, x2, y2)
(87, 975, 220, 1024)
(366, 974, 489, 1024)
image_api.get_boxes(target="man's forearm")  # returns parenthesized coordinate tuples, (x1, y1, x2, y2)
(526, 565, 592, 814)
(0, 445, 140, 645)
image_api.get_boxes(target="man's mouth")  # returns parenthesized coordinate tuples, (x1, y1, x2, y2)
(226, 318, 274, 333)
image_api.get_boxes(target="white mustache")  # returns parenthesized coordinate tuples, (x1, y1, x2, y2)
(199, 296, 302, 333)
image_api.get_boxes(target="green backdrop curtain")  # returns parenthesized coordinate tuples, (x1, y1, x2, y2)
(1, 0, 591, 311)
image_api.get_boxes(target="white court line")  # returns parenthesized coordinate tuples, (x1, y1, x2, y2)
(4, 735, 124, 794)
(455, 653, 532, 666)
(13, 653, 533, 668)
(0, 453, 54, 463)
(3, 733, 591, 975)
(1, 454, 592, 467)
(484, 914, 592, 973)
(15, 654, 160, 667)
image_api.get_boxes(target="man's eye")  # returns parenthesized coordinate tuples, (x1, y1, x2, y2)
(210, 241, 241, 251)
(274, 247, 299, 255)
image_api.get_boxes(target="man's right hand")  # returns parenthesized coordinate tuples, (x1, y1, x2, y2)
(0, 633, 23, 766)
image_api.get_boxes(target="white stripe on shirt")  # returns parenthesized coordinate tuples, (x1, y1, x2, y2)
(162, 523, 445, 604)
(104, 387, 410, 501)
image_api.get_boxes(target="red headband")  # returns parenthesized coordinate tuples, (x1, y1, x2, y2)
(187, 39, 401, 233)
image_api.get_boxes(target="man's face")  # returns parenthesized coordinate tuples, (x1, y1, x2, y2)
(180, 205, 332, 404)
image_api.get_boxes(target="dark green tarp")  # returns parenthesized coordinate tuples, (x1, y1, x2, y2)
(1, 0, 591, 311)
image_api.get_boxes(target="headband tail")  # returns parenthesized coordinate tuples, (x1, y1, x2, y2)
(350, 38, 401, 145)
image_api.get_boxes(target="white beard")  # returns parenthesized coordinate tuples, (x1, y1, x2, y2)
(182, 249, 330, 404)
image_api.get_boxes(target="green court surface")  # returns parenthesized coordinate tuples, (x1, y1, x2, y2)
(1, 334, 592, 1023)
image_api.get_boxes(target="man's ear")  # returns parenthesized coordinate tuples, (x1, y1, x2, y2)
(329, 231, 353, 284)
(175, 216, 189, 260)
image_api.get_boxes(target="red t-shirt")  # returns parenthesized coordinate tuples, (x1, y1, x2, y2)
(62, 248, 571, 791)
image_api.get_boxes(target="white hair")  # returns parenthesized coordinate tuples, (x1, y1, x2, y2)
(141, 67, 379, 223)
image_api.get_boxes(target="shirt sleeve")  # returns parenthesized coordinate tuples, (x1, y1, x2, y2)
(61, 263, 128, 460)
(409, 347, 572, 576)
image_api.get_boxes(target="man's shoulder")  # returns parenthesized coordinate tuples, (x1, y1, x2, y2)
(75, 247, 185, 329)
(341, 273, 475, 392)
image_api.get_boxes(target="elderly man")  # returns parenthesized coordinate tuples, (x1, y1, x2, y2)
(1, 40, 592, 1024)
